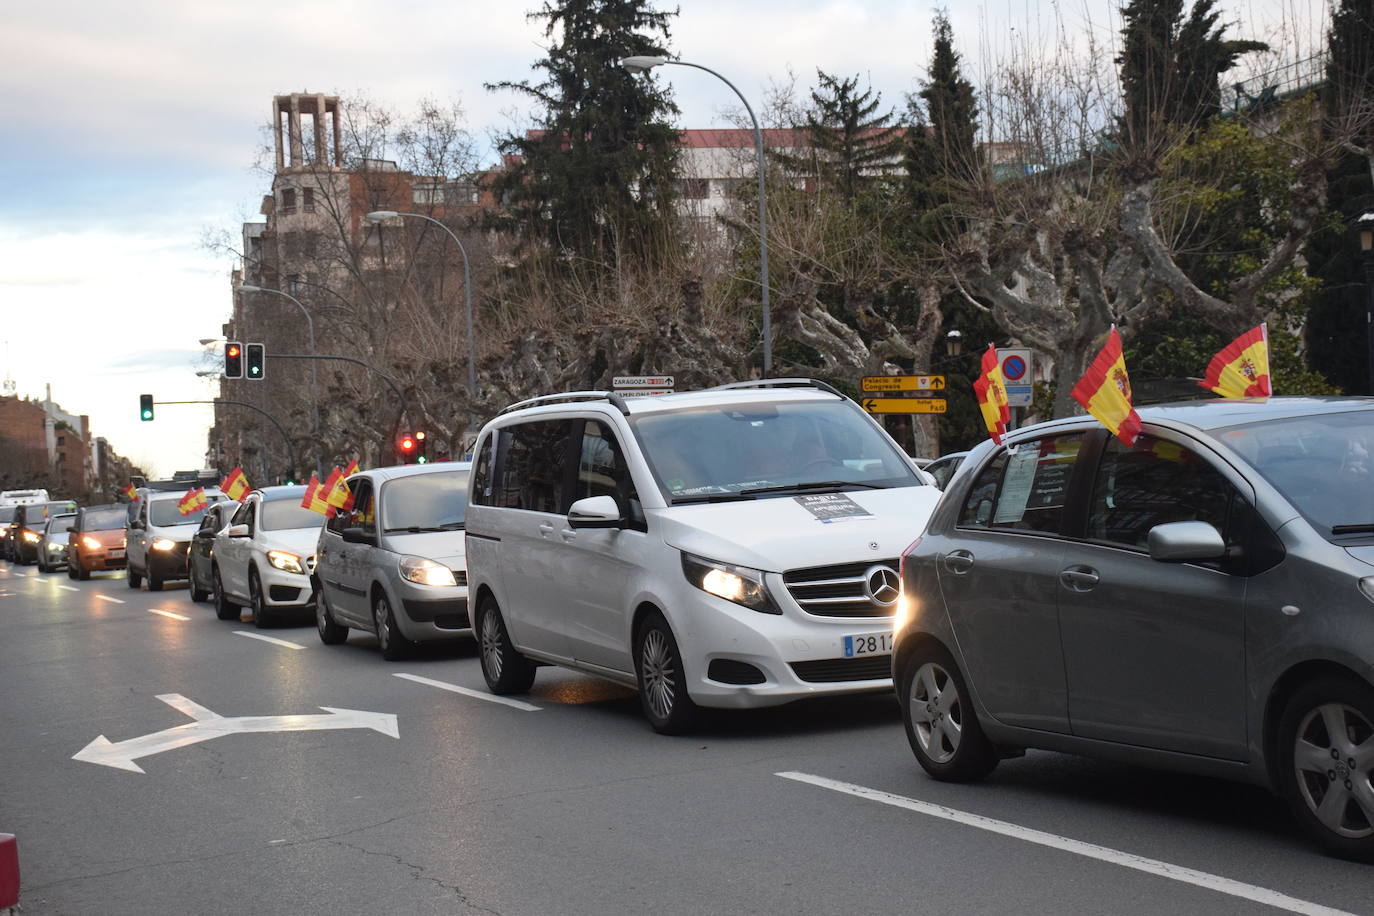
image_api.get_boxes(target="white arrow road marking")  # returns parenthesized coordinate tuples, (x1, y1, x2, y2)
(72, 693, 398, 773)
(233, 630, 306, 650)
(96, 595, 125, 604)
(149, 609, 190, 621)
(776, 772, 1356, 916)
(58, 585, 78, 592)
(393, 673, 541, 711)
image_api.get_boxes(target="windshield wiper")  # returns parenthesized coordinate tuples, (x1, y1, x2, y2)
(738, 480, 889, 496)
(384, 525, 446, 533)
(670, 493, 757, 505)
(1332, 523, 1374, 535)
(439, 521, 465, 530)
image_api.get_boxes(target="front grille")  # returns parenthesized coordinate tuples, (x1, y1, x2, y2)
(791, 656, 893, 683)
(707, 659, 767, 685)
(433, 611, 471, 630)
(269, 585, 302, 602)
(783, 559, 899, 617)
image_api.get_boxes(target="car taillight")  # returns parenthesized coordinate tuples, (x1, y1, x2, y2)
(899, 536, 922, 582)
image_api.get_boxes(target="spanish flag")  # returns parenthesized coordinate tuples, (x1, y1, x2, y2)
(177, 487, 208, 515)
(1199, 323, 1271, 399)
(220, 466, 250, 502)
(122, 482, 138, 502)
(323, 467, 352, 510)
(342, 458, 361, 477)
(1071, 327, 1142, 446)
(972, 344, 1011, 444)
(300, 473, 333, 516)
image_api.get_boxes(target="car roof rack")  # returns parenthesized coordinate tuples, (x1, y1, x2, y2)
(706, 378, 846, 399)
(497, 390, 631, 417)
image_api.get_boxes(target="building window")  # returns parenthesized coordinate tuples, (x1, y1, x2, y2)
(280, 188, 297, 214)
(413, 182, 444, 206)
(676, 179, 709, 200)
(303, 188, 315, 212)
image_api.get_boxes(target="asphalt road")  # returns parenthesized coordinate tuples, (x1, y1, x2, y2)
(2, 559, 1371, 916)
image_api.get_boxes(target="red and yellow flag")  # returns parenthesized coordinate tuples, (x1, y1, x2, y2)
(177, 487, 208, 516)
(1071, 327, 1142, 446)
(323, 467, 352, 510)
(342, 458, 361, 478)
(972, 344, 1011, 444)
(122, 482, 138, 501)
(300, 474, 333, 516)
(1199, 323, 1271, 399)
(220, 466, 250, 502)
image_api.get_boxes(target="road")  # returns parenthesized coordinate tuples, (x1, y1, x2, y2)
(1, 559, 1371, 915)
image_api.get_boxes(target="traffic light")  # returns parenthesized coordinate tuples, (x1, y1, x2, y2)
(224, 342, 244, 379)
(245, 343, 265, 380)
(398, 433, 417, 464)
(139, 394, 154, 422)
(415, 430, 428, 464)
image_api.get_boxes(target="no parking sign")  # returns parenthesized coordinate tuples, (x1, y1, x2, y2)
(997, 348, 1034, 407)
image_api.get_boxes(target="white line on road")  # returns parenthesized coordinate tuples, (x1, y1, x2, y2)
(776, 772, 1357, 916)
(58, 585, 78, 592)
(96, 595, 125, 604)
(393, 673, 541, 711)
(233, 631, 306, 650)
(149, 609, 190, 621)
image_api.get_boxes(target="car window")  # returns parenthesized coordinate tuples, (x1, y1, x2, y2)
(577, 420, 644, 523)
(958, 434, 1085, 535)
(260, 499, 323, 531)
(83, 507, 128, 531)
(353, 480, 376, 535)
(229, 500, 253, 528)
(1086, 434, 1238, 550)
(470, 434, 494, 507)
(47, 514, 76, 534)
(381, 471, 469, 532)
(496, 420, 573, 513)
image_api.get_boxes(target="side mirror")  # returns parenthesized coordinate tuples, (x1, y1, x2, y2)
(341, 527, 375, 545)
(1148, 520, 1226, 563)
(129, 520, 144, 531)
(568, 495, 624, 530)
(226, 524, 250, 538)
(67, 526, 77, 533)
(195, 529, 216, 540)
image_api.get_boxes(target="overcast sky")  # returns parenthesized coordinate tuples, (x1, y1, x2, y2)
(0, 0, 1321, 479)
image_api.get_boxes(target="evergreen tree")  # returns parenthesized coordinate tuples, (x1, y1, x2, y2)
(487, 0, 681, 261)
(917, 11, 978, 186)
(1325, 0, 1374, 153)
(786, 71, 903, 204)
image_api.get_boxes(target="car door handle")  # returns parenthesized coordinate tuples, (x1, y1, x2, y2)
(538, 523, 555, 538)
(943, 550, 974, 574)
(559, 528, 576, 542)
(1059, 566, 1100, 591)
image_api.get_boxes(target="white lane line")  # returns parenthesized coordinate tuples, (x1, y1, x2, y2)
(149, 608, 191, 621)
(393, 673, 541, 711)
(96, 595, 126, 604)
(58, 585, 78, 592)
(233, 630, 307, 650)
(776, 772, 1356, 916)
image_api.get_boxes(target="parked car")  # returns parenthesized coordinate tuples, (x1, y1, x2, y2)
(11, 500, 78, 565)
(313, 462, 472, 658)
(465, 380, 942, 734)
(125, 488, 225, 590)
(36, 513, 77, 573)
(66, 504, 131, 579)
(186, 500, 240, 602)
(922, 450, 969, 489)
(893, 396, 1374, 861)
(210, 485, 320, 627)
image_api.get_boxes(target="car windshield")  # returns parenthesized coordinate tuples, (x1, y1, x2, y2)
(382, 471, 469, 532)
(46, 514, 76, 535)
(24, 502, 76, 526)
(0, 508, 13, 523)
(149, 497, 220, 527)
(82, 508, 128, 530)
(1217, 409, 1374, 538)
(260, 500, 323, 531)
(630, 399, 920, 501)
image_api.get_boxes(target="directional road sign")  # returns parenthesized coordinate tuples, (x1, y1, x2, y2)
(613, 375, 674, 389)
(861, 375, 945, 392)
(862, 397, 947, 414)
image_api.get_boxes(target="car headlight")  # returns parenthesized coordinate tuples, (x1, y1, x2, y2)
(150, 538, 177, 551)
(82, 536, 102, 550)
(49, 541, 66, 552)
(22, 531, 40, 543)
(399, 555, 457, 587)
(267, 549, 305, 574)
(681, 553, 780, 614)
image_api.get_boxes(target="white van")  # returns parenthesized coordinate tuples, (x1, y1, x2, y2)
(464, 380, 942, 733)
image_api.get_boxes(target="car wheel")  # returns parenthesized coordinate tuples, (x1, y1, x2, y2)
(67, 561, 78, 580)
(250, 568, 272, 628)
(188, 562, 209, 602)
(37, 554, 47, 573)
(900, 641, 999, 782)
(1277, 675, 1374, 862)
(316, 586, 347, 645)
(78, 561, 90, 580)
(147, 569, 164, 591)
(212, 566, 238, 621)
(127, 566, 142, 589)
(373, 591, 410, 661)
(634, 611, 699, 735)
(476, 596, 535, 694)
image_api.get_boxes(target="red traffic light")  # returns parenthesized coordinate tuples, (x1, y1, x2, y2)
(400, 436, 415, 451)
(227, 345, 241, 357)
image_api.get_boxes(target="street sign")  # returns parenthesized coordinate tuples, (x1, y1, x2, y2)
(862, 397, 947, 414)
(613, 375, 674, 388)
(861, 375, 945, 392)
(617, 389, 675, 398)
(998, 348, 1034, 407)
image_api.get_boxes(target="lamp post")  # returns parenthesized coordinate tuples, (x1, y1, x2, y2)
(365, 210, 478, 396)
(620, 55, 772, 375)
(237, 285, 320, 433)
(1358, 213, 1374, 396)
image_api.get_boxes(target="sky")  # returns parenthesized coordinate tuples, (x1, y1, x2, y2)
(0, 0, 1322, 479)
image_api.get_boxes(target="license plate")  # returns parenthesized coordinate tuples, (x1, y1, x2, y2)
(843, 632, 894, 658)
(108, 549, 124, 558)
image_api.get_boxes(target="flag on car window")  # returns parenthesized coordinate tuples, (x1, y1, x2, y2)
(1071, 327, 1142, 446)
(343, 458, 361, 477)
(300, 473, 333, 516)
(323, 467, 352, 511)
(123, 482, 138, 502)
(220, 466, 250, 501)
(177, 487, 208, 516)
(1199, 323, 1271, 399)
(973, 344, 1011, 444)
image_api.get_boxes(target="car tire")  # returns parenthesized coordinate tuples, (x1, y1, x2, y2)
(148, 570, 164, 591)
(36, 554, 47, 573)
(900, 641, 999, 782)
(1277, 674, 1374, 862)
(188, 562, 209, 602)
(212, 566, 238, 621)
(78, 562, 90, 580)
(373, 590, 410, 661)
(127, 566, 142, 589)
(316, 586, 347, 645)
(67, 561, 78, 580)
(249, 568, 272, 629)
(634, 611, 700, 735)
(476, 596, 535, 694)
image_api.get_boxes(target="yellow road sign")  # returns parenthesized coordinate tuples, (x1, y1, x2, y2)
(861, 375, 945, 392)
(862, 397, 947, 414)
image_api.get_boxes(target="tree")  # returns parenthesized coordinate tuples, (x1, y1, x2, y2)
(1324, 0, 1374, 183)
(486, 0, 681, 262)
(778, 70, 903, 205)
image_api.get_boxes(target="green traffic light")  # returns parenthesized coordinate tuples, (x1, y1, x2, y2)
(417, 456, 427, 464)
(141, 410, 153, 420)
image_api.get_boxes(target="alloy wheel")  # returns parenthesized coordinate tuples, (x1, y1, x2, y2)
(480, 610, 504, 681)
(640, 629, 676, 721)
(909, 662, 963, 765)
(375, 597, 391, 651)
(1294, 702, 1374, 839)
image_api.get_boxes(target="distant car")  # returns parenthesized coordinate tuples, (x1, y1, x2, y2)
(894, 397, 1374, 862)
(125, 488, 226, 590)
(11, 500, 78, 565)
(186, 500, 240, 603)
(210, 486, 320, 627)
(36, 513, 77, 573)
(66, 504, 131, 579)
(313, 462, 472, 658)
(922, 451, 969, 489)
(0, 506, 17, 561)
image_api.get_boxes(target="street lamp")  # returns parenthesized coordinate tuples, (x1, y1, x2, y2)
(237, 285, 320, 432)
(620, 55, 773, 375)
(365, 210, 478, 396)
(945, 329, 963, 358)
(1359, 212, 1374, 396)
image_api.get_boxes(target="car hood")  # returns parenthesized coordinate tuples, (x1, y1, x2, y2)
(653, 486, 940, 572)
(84, 529, 126, 547)
(382, 530, 467, 569)
(261, 527, 325, 557)
(1344, 546, 1374, 569)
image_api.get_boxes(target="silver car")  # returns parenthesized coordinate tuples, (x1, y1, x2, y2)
(312, 462, 472, 659)
(894, 397, 1374, 861)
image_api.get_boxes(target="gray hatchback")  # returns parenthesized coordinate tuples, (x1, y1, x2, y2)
(894, 397, 1374, 860)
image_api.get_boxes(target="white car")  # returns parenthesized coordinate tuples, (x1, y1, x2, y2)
(464, 379, 943, 734)
(126, 488, 226, 590)
(211, 485, 322, 627)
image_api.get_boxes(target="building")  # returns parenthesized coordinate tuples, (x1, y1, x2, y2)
(0, 387, 140, 499)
